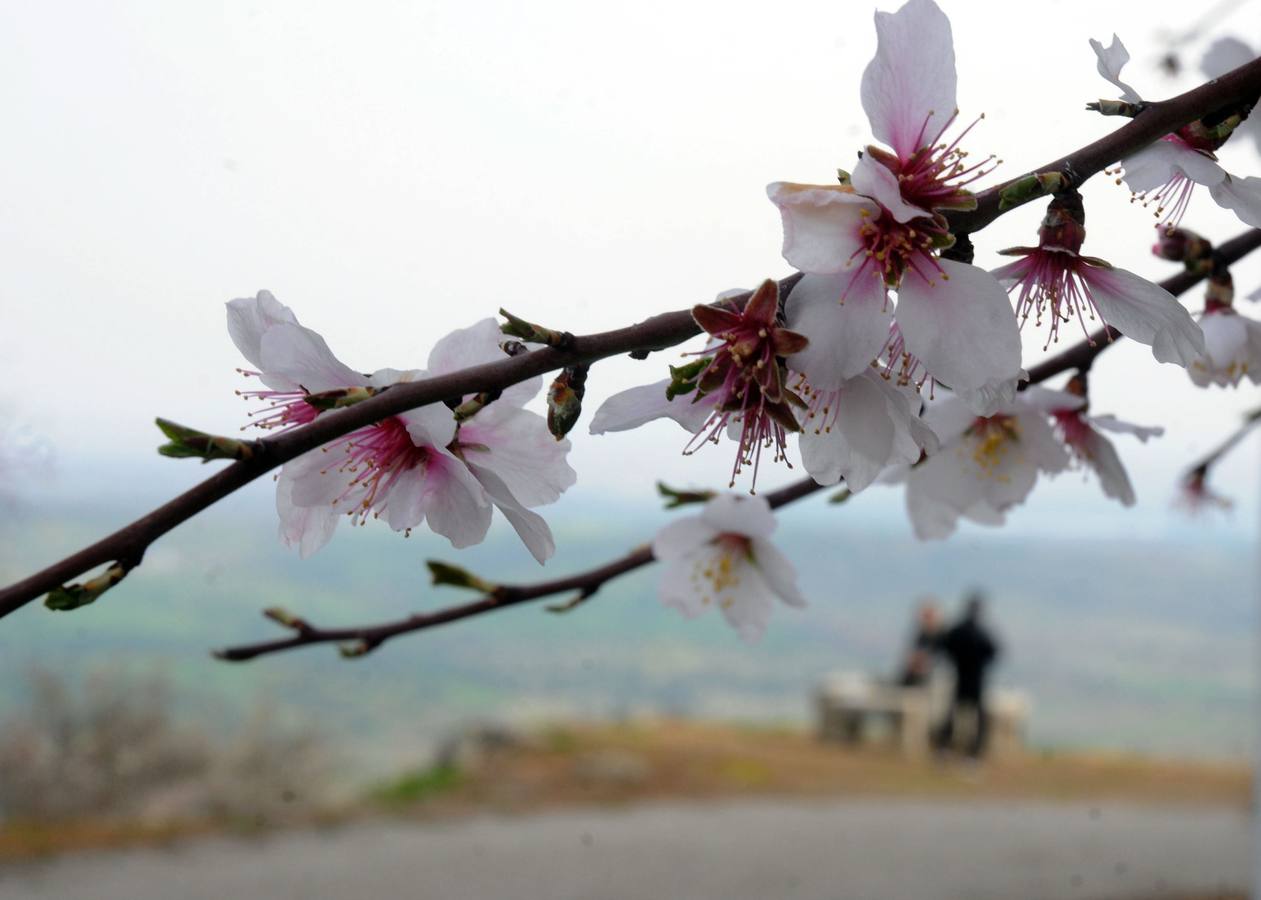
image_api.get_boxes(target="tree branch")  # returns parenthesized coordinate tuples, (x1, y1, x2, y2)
(5, 55, 1261, 624)
(217, 228, 1261, 661)
(949, 55, 1261, 234)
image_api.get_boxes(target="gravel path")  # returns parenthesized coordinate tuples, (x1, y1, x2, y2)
(0, 800, 1250, 900)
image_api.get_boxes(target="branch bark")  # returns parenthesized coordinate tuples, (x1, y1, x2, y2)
(4, 54, 1261, 624)
(217, 229, 1261, 661)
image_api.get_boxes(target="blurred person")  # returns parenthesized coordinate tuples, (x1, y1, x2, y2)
(898, 597, 942, 687)
(934, 592, 1001, 759)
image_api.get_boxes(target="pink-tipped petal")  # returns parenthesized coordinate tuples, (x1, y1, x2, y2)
(861, 0, 958, 160)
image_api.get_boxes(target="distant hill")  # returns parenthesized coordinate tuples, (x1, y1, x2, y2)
(0, 486, 1254, 769)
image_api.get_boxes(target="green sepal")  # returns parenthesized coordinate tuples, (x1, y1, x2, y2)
(657, 481, 715, 509)
(304, 385, 379, 411)
(426, 560, 499, 594)
(997, 172, 1067, 211)
(156, 419, 255, 462)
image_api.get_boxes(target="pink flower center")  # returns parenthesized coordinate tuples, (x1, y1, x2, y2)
(850, 207, 945, 289)
(1124, 134, 1212, 232)
(882, 111, 998, 212)
(324, 417, 429, 524)
(235, 370, 320, 431)
(1052, 409, 1094, 460)
(1005, 249, 1104, 350)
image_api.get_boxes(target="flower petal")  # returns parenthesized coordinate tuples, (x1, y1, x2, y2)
(1089, 34, 1143, 103)
(1088, 414, 1163, 441)
(784, 271, 891, 387)
(894, 259, 1022, 405)
(428, 318, 541, 406)
(458, 404, 576, 507)
(852, 154, 928, 222)
(862, 0, 958, 160)
(467, 461, 556, 563)
(226, 291, 299, 371)
(258, 322, 367, 394)
(652, 517, 718, 563)
(750, 537, 807, 608)
(1122, 140, 1224, 194)
(275, 459, 341, 558)
(1082, 266, 1205, 366)
(1201, 37, 1255, 81)
(767, 182, 877, 274)
(799, 375, 896, 491)
(417, 450, 493, 549)
(1083, 429, 1136, 506)
(399, 401, 458, 450)
(1208, 173, 1261, 229)
(589, 379, 717, 435)
(700, 493, 777, 539)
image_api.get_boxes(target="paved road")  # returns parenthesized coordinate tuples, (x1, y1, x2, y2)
(0, 800, 1250, 900)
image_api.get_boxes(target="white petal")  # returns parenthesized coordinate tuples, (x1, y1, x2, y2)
(458, 405, 576, 507)
(428, 318, 542, 406)
(383, 468, 429, 532)
(367, 367, 426, 389)
(1125, 140, 1225, 194)
(1089, 414, 1163, 442)
(862, 0, 958, 160)
(1201, 37, 1255, 81)
(895, 259, 1022, 404)
(258, 322, 366, 393)
(276, 461, 341, 558)
(953, 373, 1023, 418)
(417, 451, 493, 549)
(784, 271, 891, 387)
(750, 537, 807, 608)
(1208, 173, 1261, 229)
(588, 379, 716, 435)
(1019, 385, 1086, 414)
(1089, 34, 1143, 103)
(226, 291, 299, 371)
(700, 493, 777, 538)
(799, 376, 895, 491)
(1014, 408, 1070, 475)
(767, 182, 877, 275)
(1083, 266, 1205, 366)
(467, 461, 556, 563)
(657, 556, 713, 621)
(922, 394, 977, 444)
(851, 154, 927, 222)
(399, 402, 458, 450)
(1083, 429, 1136, 506)
(652, 517, 718, 563)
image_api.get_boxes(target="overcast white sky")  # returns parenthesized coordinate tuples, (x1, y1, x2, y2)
(2, 0, 1259, 544)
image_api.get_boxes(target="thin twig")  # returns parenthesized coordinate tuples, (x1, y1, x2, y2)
(5, 56, 1261, 623)
(216, 231, 1261, 661)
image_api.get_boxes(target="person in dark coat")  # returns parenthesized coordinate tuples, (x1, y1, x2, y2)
(934, 592, 1000, 758)
(898, 598, 942, 687)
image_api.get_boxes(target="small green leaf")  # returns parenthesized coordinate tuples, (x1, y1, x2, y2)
(426, 560, 499, 594)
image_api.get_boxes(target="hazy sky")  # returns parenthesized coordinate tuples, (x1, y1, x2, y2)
(3, 0, 1259, 546)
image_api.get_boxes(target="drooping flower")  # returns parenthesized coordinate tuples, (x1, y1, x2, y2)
(1177, 467, 1233, 514)
(227, 295, 573, 561)
(902, 388, 1078, 539)
(1044, 380, 1163, 507)
(991, 192, 1204, 365)
(767, 0, 1022, 414)
(1188, 274, 1261, 388)
(652, 494, 806, 642)
(1092, 34, 1261, 230)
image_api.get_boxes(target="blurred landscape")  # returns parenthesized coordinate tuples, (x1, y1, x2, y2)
(1, 480, 1254, 769)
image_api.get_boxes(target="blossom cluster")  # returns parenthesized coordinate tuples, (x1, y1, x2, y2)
(215, 0, 1258, 643)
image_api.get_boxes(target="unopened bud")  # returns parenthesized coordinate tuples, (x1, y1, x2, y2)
(263, 606, 308, 631)
(426, 560, 499, 595)
(499, 309, 575, 350)
(547, 365, 588, 440)
(45, 562, 129, 611)
(1151, 227, 1212, 264)
(156, 419, 256, 462)
(998, 171, 1066, 211)
(1206, 271, 1235, 310)
(657, 481, 715, 509)
(338, 640, 375, 659)
(304, 385, 379, 412)
(1086, 99, 1144, 117)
